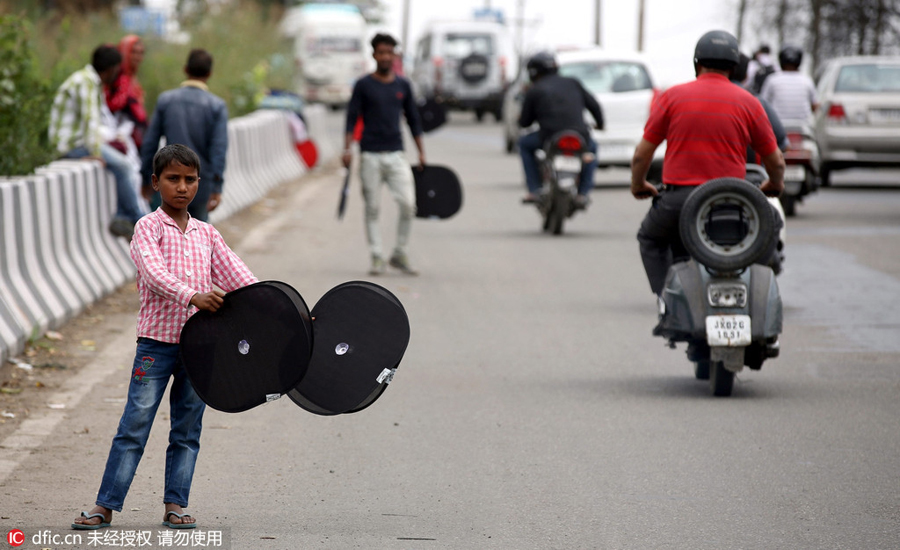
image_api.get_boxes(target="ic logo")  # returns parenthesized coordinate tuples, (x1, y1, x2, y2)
(7, 529, 24, 547)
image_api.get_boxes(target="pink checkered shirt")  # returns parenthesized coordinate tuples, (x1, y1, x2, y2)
(130, 209, 258, 344)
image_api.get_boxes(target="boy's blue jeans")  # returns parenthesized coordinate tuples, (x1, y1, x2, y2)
(96, 338, 205, 512)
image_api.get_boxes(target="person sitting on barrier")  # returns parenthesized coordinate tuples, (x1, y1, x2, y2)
(106, 35, 148, 151)
(140, 49, 228, 222)
(49, 44, 145, 239)
(71, 144, 258, 532)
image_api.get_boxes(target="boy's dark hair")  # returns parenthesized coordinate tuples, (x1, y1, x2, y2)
(153, 144, 201, 177)
(371, 33, 398, 51)
(186, 49, 214, 78)
(92, 45, 122, 74)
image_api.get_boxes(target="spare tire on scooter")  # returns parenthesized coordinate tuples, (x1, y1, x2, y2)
(679, 178, 777, 273)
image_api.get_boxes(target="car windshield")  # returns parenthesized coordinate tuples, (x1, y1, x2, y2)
(834, 64, 900, 93)
(559, 61, 652, 94)
(444, 33, 494, 58)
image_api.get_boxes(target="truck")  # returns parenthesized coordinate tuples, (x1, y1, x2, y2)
(280, 3, 368, 108)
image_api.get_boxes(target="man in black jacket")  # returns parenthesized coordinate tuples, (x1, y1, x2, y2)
(518, 51, 604, 207)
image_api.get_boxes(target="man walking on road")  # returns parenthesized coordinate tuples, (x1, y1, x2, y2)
(342, 33, 425, 276)
(49, 44, 145, 238)
(140, 49, 228, 222)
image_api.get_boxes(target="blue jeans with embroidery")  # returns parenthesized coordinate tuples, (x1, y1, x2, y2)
(96, 338, 205, 512)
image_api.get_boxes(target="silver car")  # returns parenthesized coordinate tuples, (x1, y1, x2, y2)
(813, 56, 900, 185)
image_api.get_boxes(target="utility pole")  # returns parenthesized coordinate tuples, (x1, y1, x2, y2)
(637, 0, 645, 52)
(516, 0, 525, 58)
(594, 0, 602, 47)
(401, 0, 410, 51)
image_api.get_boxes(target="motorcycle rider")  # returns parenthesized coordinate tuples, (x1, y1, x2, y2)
(631, 30, 786, 296)
(759, 45, 819, 124)
(518, 51, 604, 207)
(733, 52, 789, 154)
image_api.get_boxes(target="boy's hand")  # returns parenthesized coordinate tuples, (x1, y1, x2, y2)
(190, 290, 226, 312)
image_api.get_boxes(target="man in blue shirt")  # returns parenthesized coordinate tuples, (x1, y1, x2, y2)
(140, 49, 228, 222)
(342, 33, 425, 276)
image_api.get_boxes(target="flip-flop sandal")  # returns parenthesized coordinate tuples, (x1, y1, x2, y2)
(162, 511, 197, 529)
(72, 511, 111, 530)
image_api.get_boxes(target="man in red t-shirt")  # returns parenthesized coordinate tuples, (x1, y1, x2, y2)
(630, 30, 785, 295)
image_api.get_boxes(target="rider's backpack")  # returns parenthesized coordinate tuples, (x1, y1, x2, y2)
(750, 64, 776, 94)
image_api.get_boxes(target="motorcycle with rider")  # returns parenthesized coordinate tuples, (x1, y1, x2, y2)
(630, 30, 786, 396)
(518, 52, 604, 235)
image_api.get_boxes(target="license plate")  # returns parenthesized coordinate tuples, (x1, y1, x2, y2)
(869, 108, 900, 124)
(553, 155, 582, 172)
(706, 315, 752, 347)
(783, 165, 805, 182)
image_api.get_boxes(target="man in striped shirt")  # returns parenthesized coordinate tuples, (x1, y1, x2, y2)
(631, 30, 785, 296)
(49, 45, 145, 238)
(759, 46, 819, 125)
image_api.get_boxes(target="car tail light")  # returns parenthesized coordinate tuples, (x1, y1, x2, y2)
(499, 56, 507, 86)
(827, 103, 846, 121)
(786, 132, 803, 148)
(556, 135, 583, 155)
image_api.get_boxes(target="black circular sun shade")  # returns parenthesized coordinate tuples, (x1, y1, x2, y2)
(180, 281, 313, 413)
(288, 281, 410, 416)
(414, 164, 463, 220)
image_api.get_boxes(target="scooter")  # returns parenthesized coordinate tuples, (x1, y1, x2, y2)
(780, 122, 820, 216)
(653, 177, 783, 396)
(534, 131, 593, 235)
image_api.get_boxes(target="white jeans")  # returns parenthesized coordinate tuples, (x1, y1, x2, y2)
(359, 151, 416, 259)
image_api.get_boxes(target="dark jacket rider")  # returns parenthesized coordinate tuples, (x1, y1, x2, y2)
(518, 51, 604, 207)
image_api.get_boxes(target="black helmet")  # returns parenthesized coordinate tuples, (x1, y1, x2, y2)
(526, 51, 558, 82)
(779, 45, 803, 67)
(694, 30, 740, 68)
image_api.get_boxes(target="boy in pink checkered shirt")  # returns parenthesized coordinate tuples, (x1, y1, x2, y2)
(73, 144, 257, 531)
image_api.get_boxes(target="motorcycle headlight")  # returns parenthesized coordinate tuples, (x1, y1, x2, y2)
(708, 283, 747, 308)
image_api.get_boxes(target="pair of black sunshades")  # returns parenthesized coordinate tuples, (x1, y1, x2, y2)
(180, 280, 410, 415)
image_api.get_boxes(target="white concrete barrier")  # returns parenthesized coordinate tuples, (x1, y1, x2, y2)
(0, 109, 321, 363)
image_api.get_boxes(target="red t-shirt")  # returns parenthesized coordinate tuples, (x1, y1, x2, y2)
(644, 73, 777, 186)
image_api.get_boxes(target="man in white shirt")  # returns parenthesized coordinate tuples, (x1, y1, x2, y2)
(759, 45, 819, 125)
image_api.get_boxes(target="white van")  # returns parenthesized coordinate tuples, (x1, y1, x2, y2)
(280, 3, 368, 108)
(410, 20, 514, 121)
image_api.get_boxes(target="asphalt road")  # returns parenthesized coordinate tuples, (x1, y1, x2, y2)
(2, 113, 899, 549)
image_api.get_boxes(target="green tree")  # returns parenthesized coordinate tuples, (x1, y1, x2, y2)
(0, 15, 56, 175)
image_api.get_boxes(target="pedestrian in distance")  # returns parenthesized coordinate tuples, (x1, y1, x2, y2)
(71, 144, 258, 531)
(630, 30, 785, 297)
(342, 33, 426, 276)
(140, 49, 228, 222)
(49, 44, 146, 239)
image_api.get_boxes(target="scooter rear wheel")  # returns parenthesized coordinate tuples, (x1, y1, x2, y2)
(710, 361, 735, 396)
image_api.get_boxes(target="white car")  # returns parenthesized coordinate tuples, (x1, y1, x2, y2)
(503, 48, 665, 180)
